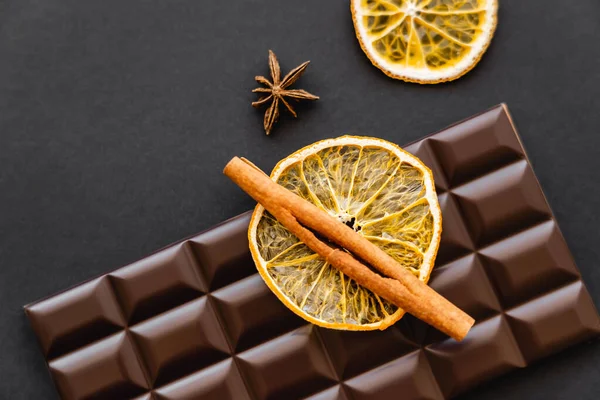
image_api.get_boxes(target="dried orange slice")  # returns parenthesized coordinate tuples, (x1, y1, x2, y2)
(351, 0, 498, 83)
(248, 136, 442, 330)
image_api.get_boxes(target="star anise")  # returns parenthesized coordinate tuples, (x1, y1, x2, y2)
(252, 50, 319, 135)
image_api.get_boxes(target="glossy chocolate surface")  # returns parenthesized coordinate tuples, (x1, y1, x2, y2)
(25, 105, 600, 399)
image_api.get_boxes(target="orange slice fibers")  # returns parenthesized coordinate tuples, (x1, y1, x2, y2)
(351, 0, 498, 83)
(248, 136, 442, 330)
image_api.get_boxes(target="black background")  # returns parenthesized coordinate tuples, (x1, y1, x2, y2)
(1, 0, 600, 398)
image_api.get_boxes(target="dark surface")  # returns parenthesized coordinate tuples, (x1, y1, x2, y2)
(20, 107, 600, 399)
(1, 0, 600, 399)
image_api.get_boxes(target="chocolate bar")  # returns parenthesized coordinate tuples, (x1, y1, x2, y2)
(25, 104, 600, 399)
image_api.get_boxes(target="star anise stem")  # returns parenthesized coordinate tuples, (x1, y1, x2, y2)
(252, 50, 319, 135)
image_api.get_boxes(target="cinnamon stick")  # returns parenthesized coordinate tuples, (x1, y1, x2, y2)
(224, 156, 474, 341)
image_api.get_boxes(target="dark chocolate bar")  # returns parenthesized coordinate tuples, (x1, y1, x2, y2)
(25, 104, 600, 400)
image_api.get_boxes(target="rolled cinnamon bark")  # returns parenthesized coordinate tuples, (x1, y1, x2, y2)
(224, 156, 474, 341)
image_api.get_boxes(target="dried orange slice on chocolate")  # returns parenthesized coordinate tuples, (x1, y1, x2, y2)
(248, 136, 442, 330)
(351, 0, 498, 83)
